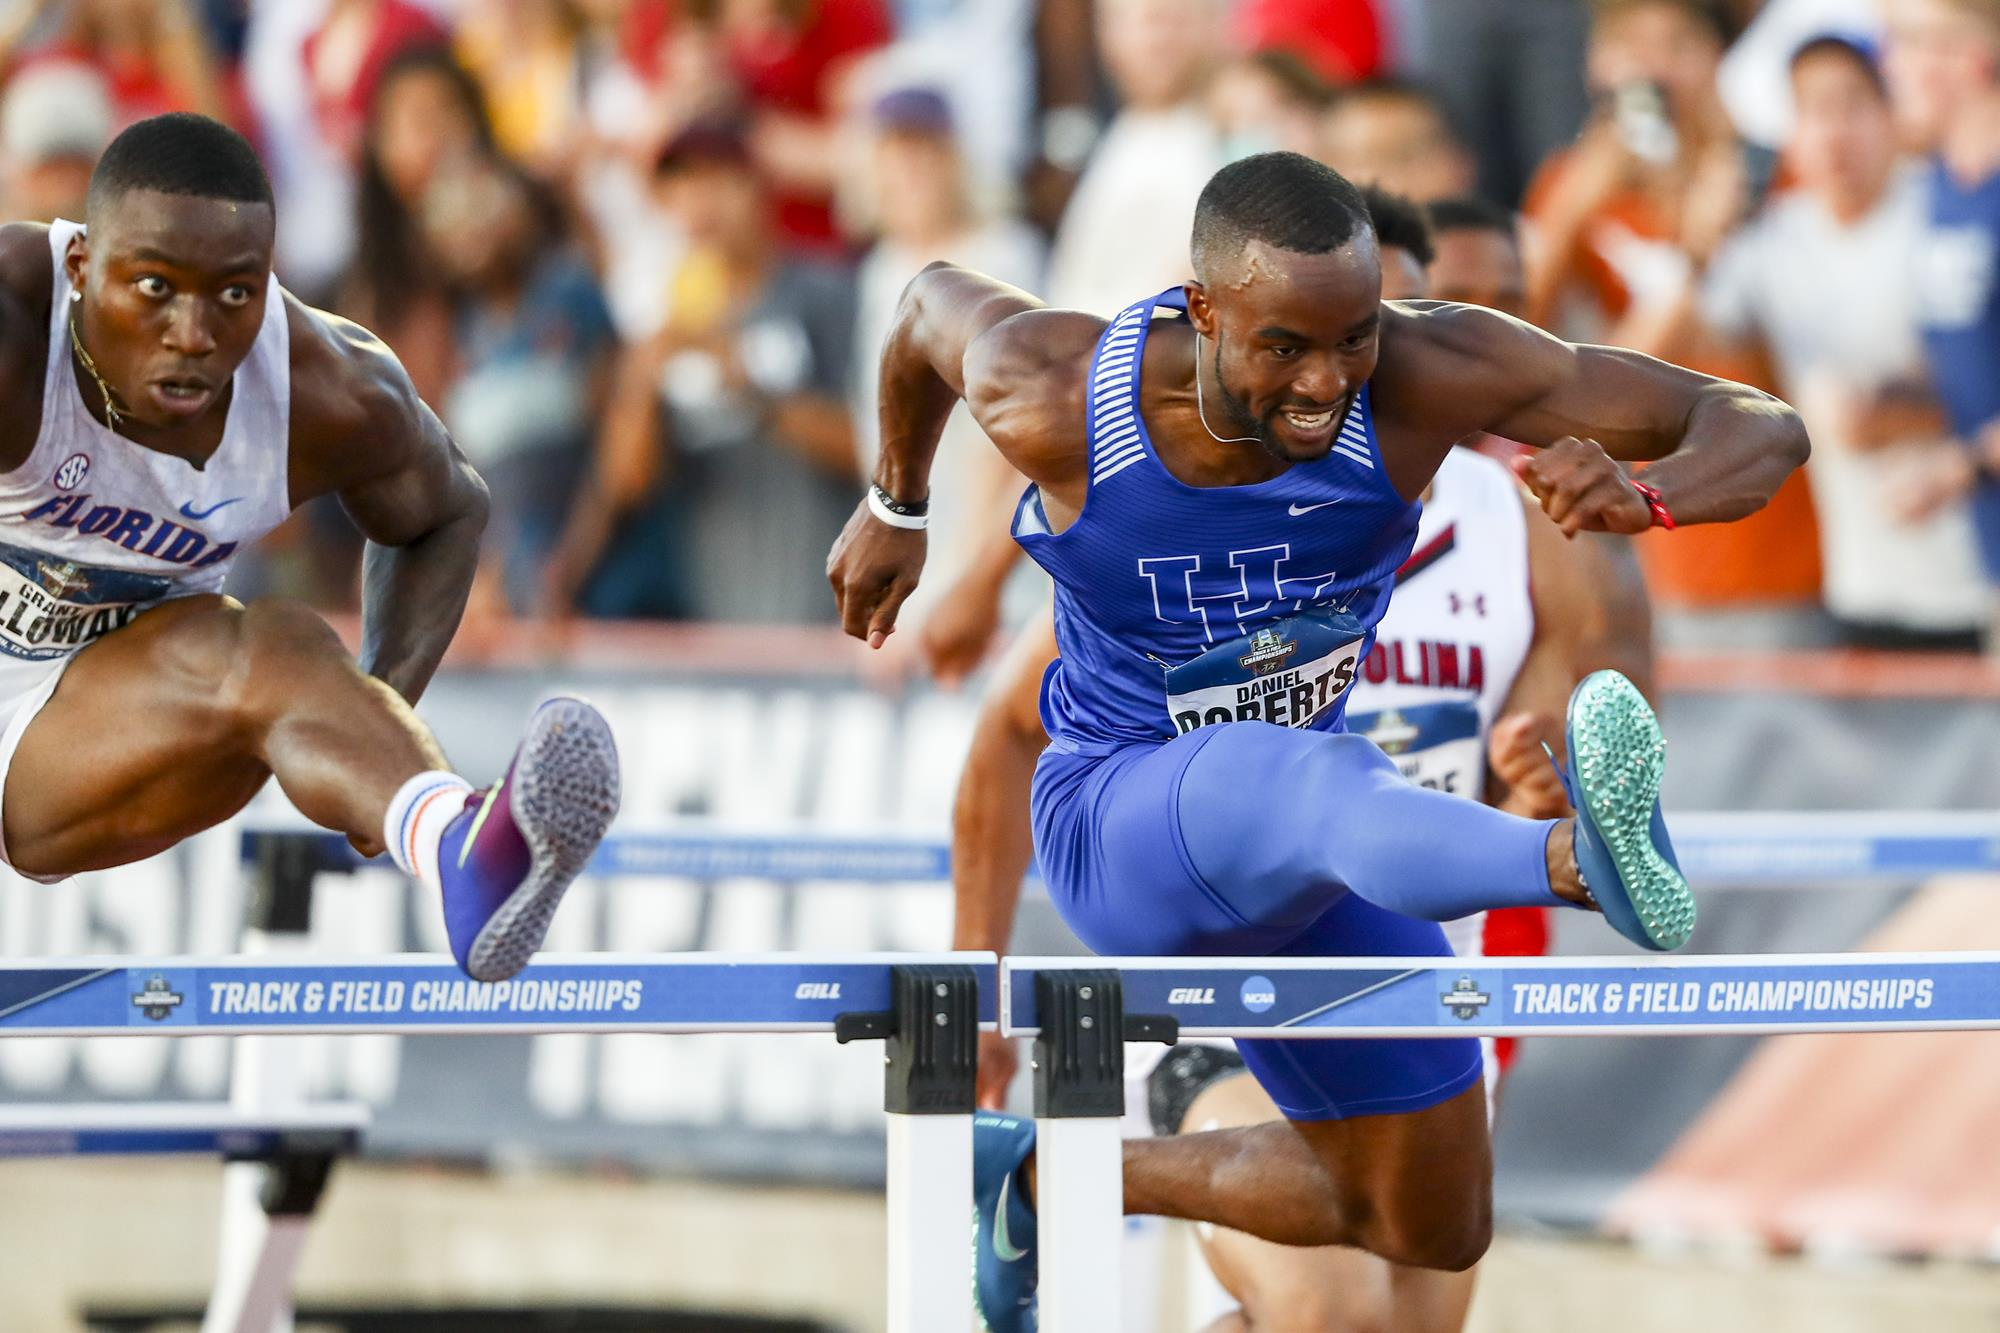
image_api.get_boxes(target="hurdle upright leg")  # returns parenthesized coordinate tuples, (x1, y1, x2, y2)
(1032, 969, 1127, 1333)
(843, 962, 981, 1333)
(207, 832, 335, 1333)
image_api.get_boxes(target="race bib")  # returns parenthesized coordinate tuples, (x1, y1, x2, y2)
(1165, 609, 1365, 735)
(1348, 701, 1483, 797)
(0, 541, 171, 661)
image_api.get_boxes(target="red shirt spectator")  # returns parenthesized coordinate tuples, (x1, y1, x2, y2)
(302, 0, 449, 163)
(725, 0, 892, 248)
(1233, 0, 1386, 84)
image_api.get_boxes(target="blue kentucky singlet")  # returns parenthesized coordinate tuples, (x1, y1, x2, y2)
(1014, 287, 1421, 755)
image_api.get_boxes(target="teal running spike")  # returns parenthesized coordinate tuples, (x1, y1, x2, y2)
(1555, 670, 1694, 951)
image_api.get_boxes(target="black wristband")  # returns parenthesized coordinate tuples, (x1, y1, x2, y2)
(870, 482, 929, 517)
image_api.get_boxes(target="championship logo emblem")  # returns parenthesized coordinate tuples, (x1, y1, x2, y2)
(35, 559, 86, 599)
(1440, 975, 1490, 1021)
(52, 453, 89, 491)
(1237, 629, 1297, 676)
(131, 975, 184, 1022)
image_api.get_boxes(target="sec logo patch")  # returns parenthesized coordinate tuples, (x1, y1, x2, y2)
(53, 453, 89, 490)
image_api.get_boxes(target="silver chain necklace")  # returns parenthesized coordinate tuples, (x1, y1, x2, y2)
(1192, 332, 1261, 445)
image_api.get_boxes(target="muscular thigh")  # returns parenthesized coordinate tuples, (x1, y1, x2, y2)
(5, 595, 270, 874)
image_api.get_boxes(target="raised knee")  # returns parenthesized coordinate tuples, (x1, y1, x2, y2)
(212, 600, 347, 721)
(1359, 1207, 1491, 1273)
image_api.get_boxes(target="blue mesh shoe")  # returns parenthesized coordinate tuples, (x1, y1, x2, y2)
(973, 1112, 1039, 1333)
(1557, 670, 1693, 951)
(438, 697, 620, 981)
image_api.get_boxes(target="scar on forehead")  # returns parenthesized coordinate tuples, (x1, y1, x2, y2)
(1225, 244, 1286, 293)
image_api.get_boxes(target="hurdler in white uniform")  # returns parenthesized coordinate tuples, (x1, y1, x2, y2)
(0, 221, 290, 823)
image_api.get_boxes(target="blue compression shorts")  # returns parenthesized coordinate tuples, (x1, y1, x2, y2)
(1032, 722, 1487, 1121)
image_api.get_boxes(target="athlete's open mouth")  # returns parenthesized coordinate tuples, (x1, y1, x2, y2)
(148, 378, 215, 417)
(1277, 393, 1352, 442)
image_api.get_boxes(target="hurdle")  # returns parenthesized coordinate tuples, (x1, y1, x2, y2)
(234, 808, 2000, 883)
(1001, 953, 2000, 1333)
(0, 950, 996, 1333)
(0, 1102, 367, 1333)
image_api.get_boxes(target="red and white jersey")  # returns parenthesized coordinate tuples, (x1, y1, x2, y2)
(1347, 446, 1532, 960)
(0, 221, 291, 698)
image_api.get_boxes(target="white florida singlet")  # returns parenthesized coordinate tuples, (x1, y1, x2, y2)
(1347, 446, 1532, 958)
(0, 220, 291, 700)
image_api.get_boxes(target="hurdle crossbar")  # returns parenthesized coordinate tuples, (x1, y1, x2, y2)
(1004, 952, 2000, 1333)
(0, 951, 995, 1333)
(0, 1103, 366, 1158)
(1002, 952, 2000, 1039)
(234, 809, 2000, 883)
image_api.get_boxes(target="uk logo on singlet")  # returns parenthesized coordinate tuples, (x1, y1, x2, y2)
(1137, 543, 1341, 645)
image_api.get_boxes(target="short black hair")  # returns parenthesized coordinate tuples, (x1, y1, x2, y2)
(86, 113, 273, 219)
(1426, 194, 1519, 243)
(1191, 151, 1372, 279)
(1360, 183, 1434, 268)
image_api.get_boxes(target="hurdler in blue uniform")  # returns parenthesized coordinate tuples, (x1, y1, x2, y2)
(830, 153, 1809, 1333)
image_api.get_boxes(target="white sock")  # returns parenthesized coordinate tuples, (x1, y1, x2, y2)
(384, 771, 474, 889)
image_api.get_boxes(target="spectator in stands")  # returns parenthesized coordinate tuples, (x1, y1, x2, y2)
(418, 153, 618, 617)
(1886, 0, 2000, 597)
(849, 86, 1044, 677)
(0, 58, 112, 223)
(1637, 35, 1986, 650)
(1409, 0, 1592, 206)
(1318, 77, 1477, 202)
(0, 0, 231, 127)
(344, 46, 497, 411)
(1234, 0, 1385, 84)
(1210, 48, 1335, 163)
(300, 0, 449, 165)
(547, 122, 859, 623)
(455, 0, 589, 173)
(719, 0, 894, 255)
(1043, 0, 1222, 316)
(1425, 194, 1531, 318)
(1527, 0, 1825, 647)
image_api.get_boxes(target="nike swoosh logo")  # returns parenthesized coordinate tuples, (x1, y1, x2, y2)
(178, 497, 244, 520)
(1287, 500, 1340, 517)
(991, 1173, 1028, 1263)
(457, 775, 507, 869)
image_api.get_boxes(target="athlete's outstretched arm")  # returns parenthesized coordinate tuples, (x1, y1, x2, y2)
(291, 302, 489, 703)
(1386, 304, 1809, 536)
(828, 263, 1098, 646)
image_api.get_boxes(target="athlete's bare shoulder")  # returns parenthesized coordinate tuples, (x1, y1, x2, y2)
(283, 292, 432, 498)
(283, 290, 485, 543)
(960, 305, 1104, 484)
(0, 223, 58, 466)
(1375, 302, 1567, 434)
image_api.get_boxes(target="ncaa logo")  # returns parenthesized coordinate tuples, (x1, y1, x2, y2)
(52, 453, 89, 490)
(1240, 975, 1277, 1013)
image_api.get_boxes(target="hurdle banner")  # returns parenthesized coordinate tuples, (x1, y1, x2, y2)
(1001, 953, 2000, 1039)
(1003, 953, 2000, 1333)
(0, 952, 993, 1333)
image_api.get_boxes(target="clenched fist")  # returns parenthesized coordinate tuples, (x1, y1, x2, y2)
(1512, 438, 1653, 537)
(828, 500, 926, 648)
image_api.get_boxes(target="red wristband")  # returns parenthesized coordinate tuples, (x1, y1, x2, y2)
(1631, 480, 1676, 530)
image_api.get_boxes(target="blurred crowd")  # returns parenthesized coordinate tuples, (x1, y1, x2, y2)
(0, 0, 1997, 661)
